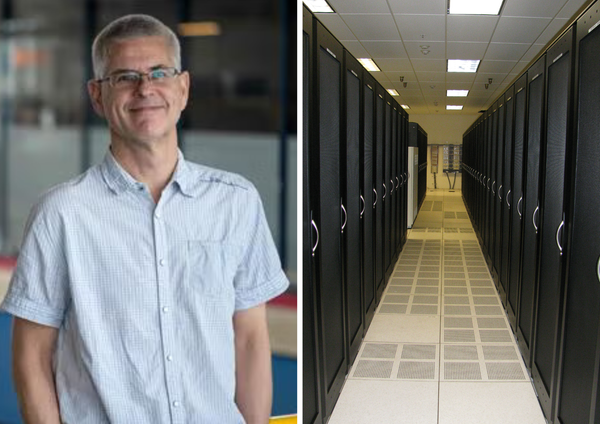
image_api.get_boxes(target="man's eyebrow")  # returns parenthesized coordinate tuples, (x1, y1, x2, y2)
(107, 65, 171, 74)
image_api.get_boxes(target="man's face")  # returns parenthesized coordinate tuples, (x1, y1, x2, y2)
(88, 36, 189, 147)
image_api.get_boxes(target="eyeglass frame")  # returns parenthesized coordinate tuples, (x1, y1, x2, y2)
(95, 67, 182, 88)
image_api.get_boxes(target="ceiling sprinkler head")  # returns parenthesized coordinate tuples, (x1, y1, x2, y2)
(400, 76, 404, 82)
(485, 83, 489, 89)
(488, 78, 493, 84)
(430, 85, 435, 89)
(403, 82, 408, 88)
(434, 101, 438, 106)
(422, 50, 430, 55)
(420, 45, 430, 49)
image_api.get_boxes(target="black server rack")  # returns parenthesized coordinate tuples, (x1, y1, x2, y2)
(516, 55, 546, 369)
(302, 7, 323, 424)
(494, 95, 506, 303)
(362, 73, 377, 331)
(500, 87, 514, 314)
(341, 51, 364, 367)
(390, 105, 398, 266)
(507, 74, 528, 332)
(532, 27, 575, 420)
(486, 101, 499, 276)
(311, 20, 347, 419)
(555, 7, 600, 424)
(384, 97, 392, 281)
(375, 85, 386, 301)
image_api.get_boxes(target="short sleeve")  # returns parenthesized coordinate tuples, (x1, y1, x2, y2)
(233, 188, 289, 310)
(0, 201, 70, 328)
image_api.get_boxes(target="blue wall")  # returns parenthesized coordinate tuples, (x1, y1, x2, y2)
(0, 313, 296, 422)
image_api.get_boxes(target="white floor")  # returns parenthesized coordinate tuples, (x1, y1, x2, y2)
(328, 190, 546, 424)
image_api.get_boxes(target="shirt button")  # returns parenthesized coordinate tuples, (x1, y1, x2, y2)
(159, 259, 166, 266)
(173, 401, 180, 408)
(167, 355, 173, 361)
(162, 306, 169, 313)
(155, 212, 161, 220)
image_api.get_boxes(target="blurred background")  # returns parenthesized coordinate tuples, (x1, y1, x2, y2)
(0, 0, 297, 421)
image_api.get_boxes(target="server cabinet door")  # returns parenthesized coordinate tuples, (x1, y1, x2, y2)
(494, 97, 506, 301)
(501, 89, 515, 312)
(556, 12, 600, 424)
(384, 99, 392, 280)
(362, 75, 376, 331)
(313, 21, 347, 419)
(375, 86, 386, 300)
(532, 28, 574, 421)
(342, 51, 364, 366)
(508, 74, 528, 332)
(486, 103, 498, 270)
(517, 55, 546, 369)
(302, 9, 322, 424)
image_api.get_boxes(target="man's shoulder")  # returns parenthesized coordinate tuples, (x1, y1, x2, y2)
(184, 161, 257, 195)
(34, 166, 101, 212)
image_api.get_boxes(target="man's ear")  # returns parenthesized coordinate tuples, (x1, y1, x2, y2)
(87, 80, 106, 118)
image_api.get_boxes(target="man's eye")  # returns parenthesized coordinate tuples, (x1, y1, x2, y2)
(114, 73, 140, 83)
(150, 69, 168, 80)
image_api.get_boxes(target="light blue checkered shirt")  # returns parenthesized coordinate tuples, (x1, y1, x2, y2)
(1, 149, 289, 423)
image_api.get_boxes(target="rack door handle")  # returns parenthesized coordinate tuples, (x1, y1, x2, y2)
(492, 181, 496, 195)
(533, 205, 539, 234)
(498, 184, 503, 200)
(396, 176, 399, 189)
(341, 203, 347, 233)
(311, 219, 319, 257)
(517, 196, 523, 218)
(390, 179, 394, 195)
(360, 195, 365, 217)
(383, 183, 387, 200)
(373, 188, 378, 207)
(597, 255, 600, 284)
(506, 189, 512, 208)
(556, 220, 564, 255)
(487, 177, 491, 190)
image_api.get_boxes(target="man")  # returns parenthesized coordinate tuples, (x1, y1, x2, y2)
(0, 14, 289, 424)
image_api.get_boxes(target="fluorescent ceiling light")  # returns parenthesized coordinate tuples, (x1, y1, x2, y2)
(447, 105, 464, 110)
(387, 89, 399, 96)
(447, 59, 480, 73)
(447, 89, 469, 97)
(401, 105, 410, 110)
(357, 58, 380, 72)
(303, 0, 334, 13)
(178, 22, 221, 37)
(448, 0, 504, 15)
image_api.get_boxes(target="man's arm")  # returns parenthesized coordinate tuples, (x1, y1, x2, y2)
(234, 304, 272, 424)
(12, 317, 61, 424)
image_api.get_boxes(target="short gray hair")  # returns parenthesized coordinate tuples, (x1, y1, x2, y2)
(92, 14, 181, 79)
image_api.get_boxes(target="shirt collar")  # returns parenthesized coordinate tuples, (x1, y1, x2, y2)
(101, 148, 195, 197)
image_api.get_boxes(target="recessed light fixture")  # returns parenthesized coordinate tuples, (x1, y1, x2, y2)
(387, 89, 399, 96)
(421, 50, 430, 55)
(357, 58, 380, 72)
(447, 89, 469, 97)
(178, 22, 221, 37)
(401, 104, 410, 109)
(447, 105, 464, 110)
(448, 0, 504, 15)
(447, 59, 480, 73)
(303, 0, 334, 13)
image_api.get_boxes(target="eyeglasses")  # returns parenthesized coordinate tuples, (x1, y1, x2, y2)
(96, 67, 181, 88)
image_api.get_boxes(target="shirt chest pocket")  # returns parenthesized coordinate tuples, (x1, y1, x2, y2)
(186, 241, 239, 298)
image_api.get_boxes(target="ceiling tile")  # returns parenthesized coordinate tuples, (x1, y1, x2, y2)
(404, 41, 445, 59)
(446, 81, 475, 90)
(384, 70, 418, 82)
(394, 14, 446, 41)
(558, 0, 591, 19)
(501, 0, 565, 18)
(388, 0, 446, 15)
(447, 42, 488, 60)
(492, 17, 552, 44)
(485, 43, 530, 61)
(374, 58, 413, 71)
(411, 58, 446, 72)
(314, 14, 357, 40)
(478, 60, 518, 74)
(446, 73, 477, 83)
(417, 71, 446, 82)
(341, 41, 370, 58)
(362, 41, 407, 58)
(475, 72, 509, 83)
(535, 18, 569, 46)
(327, 0, 392, 13)
(340, 14, 400, 40)
(520, 44, 545, 63)
(447, 15, 499, 42)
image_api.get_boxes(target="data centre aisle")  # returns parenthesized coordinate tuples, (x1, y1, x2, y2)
(327, 190, 546, 424)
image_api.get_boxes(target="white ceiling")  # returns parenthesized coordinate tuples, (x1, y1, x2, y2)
(314, 0, 591, 116)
